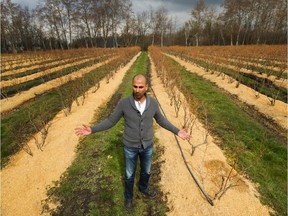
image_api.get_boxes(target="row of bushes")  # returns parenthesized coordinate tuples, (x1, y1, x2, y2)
(163, 46, 287, 104)
(149, 46, 286, 216)
(1, 47, 140, 166)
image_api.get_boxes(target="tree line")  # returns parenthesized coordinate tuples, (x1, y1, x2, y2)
(1, 0, 286, 52)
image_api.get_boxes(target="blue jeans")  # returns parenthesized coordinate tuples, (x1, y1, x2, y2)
(124, 144, 153, 200)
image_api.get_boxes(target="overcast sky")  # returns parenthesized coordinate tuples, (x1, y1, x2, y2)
(12, 0, 224, 28)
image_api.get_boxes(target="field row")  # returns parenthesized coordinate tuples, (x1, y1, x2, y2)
(149, 46, 286, 216)
(164, 45, 287, 78)
(1, 51, 143, 216)
(1, 48, 115, 71)
(171, 45, 287, 65)
(162, 46, 287, 105)
(1, 47, 140, 165)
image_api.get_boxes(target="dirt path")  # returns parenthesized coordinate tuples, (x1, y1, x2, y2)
(1, 57, 55, 72)
(1, 56, 97, 87)
(196, 55, 287, 88)
(1, 56, 117, 114)
(166, 54, 287, 130)
(150, 55, 272, 216)
(0, 52, 140, 216)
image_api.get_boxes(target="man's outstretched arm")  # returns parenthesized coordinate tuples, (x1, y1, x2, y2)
(75, 100, 124, 136)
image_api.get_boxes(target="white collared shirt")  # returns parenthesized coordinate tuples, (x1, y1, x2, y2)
(135, 99, 146, 115)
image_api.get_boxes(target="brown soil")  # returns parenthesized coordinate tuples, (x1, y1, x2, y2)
(1, 51, 274, 216)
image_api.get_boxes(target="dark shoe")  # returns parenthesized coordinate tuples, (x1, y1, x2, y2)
(125, 199, 133, 212)
(141, 189, 157, 198)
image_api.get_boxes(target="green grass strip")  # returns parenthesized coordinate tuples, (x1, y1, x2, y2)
(43, 52, 168, 215)
(168, 57, 287, 216)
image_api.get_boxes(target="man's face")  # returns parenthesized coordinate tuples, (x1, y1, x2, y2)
(132, 78, 148, 101)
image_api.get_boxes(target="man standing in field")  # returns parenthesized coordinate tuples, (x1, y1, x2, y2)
(75, 74, 191, 212)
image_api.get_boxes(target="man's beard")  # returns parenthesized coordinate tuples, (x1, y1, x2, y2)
(134, 92, 145, 100)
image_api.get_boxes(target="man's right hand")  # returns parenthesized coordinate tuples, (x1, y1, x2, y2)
(75, 125, 92, 136)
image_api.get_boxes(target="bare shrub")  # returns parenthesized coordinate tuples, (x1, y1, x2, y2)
(211, 135, 264, 201)
(26, 102, 52, 151)
(221, 73, 225, 80)
(181, 100, 197, 136)
(167, 87, 176, 107)
(92, 77, 101, 93)
(212, 161, 241, 200)
(266, 78, 285, 106)
(227, 75, 234, 84)
(188, 105, 208, 156)
(173, 93, 182, 118)
(10, 124, 33, 156)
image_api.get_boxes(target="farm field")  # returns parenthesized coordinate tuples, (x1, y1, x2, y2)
(1, 45, 287, 216)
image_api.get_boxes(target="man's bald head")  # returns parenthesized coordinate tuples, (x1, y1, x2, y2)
(132, 74, 147, 85)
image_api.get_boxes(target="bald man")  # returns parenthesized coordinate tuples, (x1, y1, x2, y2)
(75, 74, 191, 212)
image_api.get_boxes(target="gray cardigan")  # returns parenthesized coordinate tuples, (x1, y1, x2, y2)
(91, 94, 180, 149)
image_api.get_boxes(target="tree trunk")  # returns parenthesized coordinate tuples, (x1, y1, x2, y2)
(151, 33, 155, 46)
(195, 33, 199, 46)
(220, 29, 225, 45)
(236, 25, 241, 46)
(49, 38, 53, 50)
(160, 31, 164, 47)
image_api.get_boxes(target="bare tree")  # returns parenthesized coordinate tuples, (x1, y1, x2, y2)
(222, 0, 246, 45)
(135, 11, 150, 48)
(155, 7, 169, 47)
(202, 6, 218, 45)
(1, 0, 32, 52)
(121, 12, 137, 46)
(149, 7, 157, 46)
(106, 0, 133, 47)
(36, 0, 66, 49)
(183, 20, 192, 46)
(191, 0, 207, 46)
(61, 0, 77, 48)
(75, 0, 95, 47)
